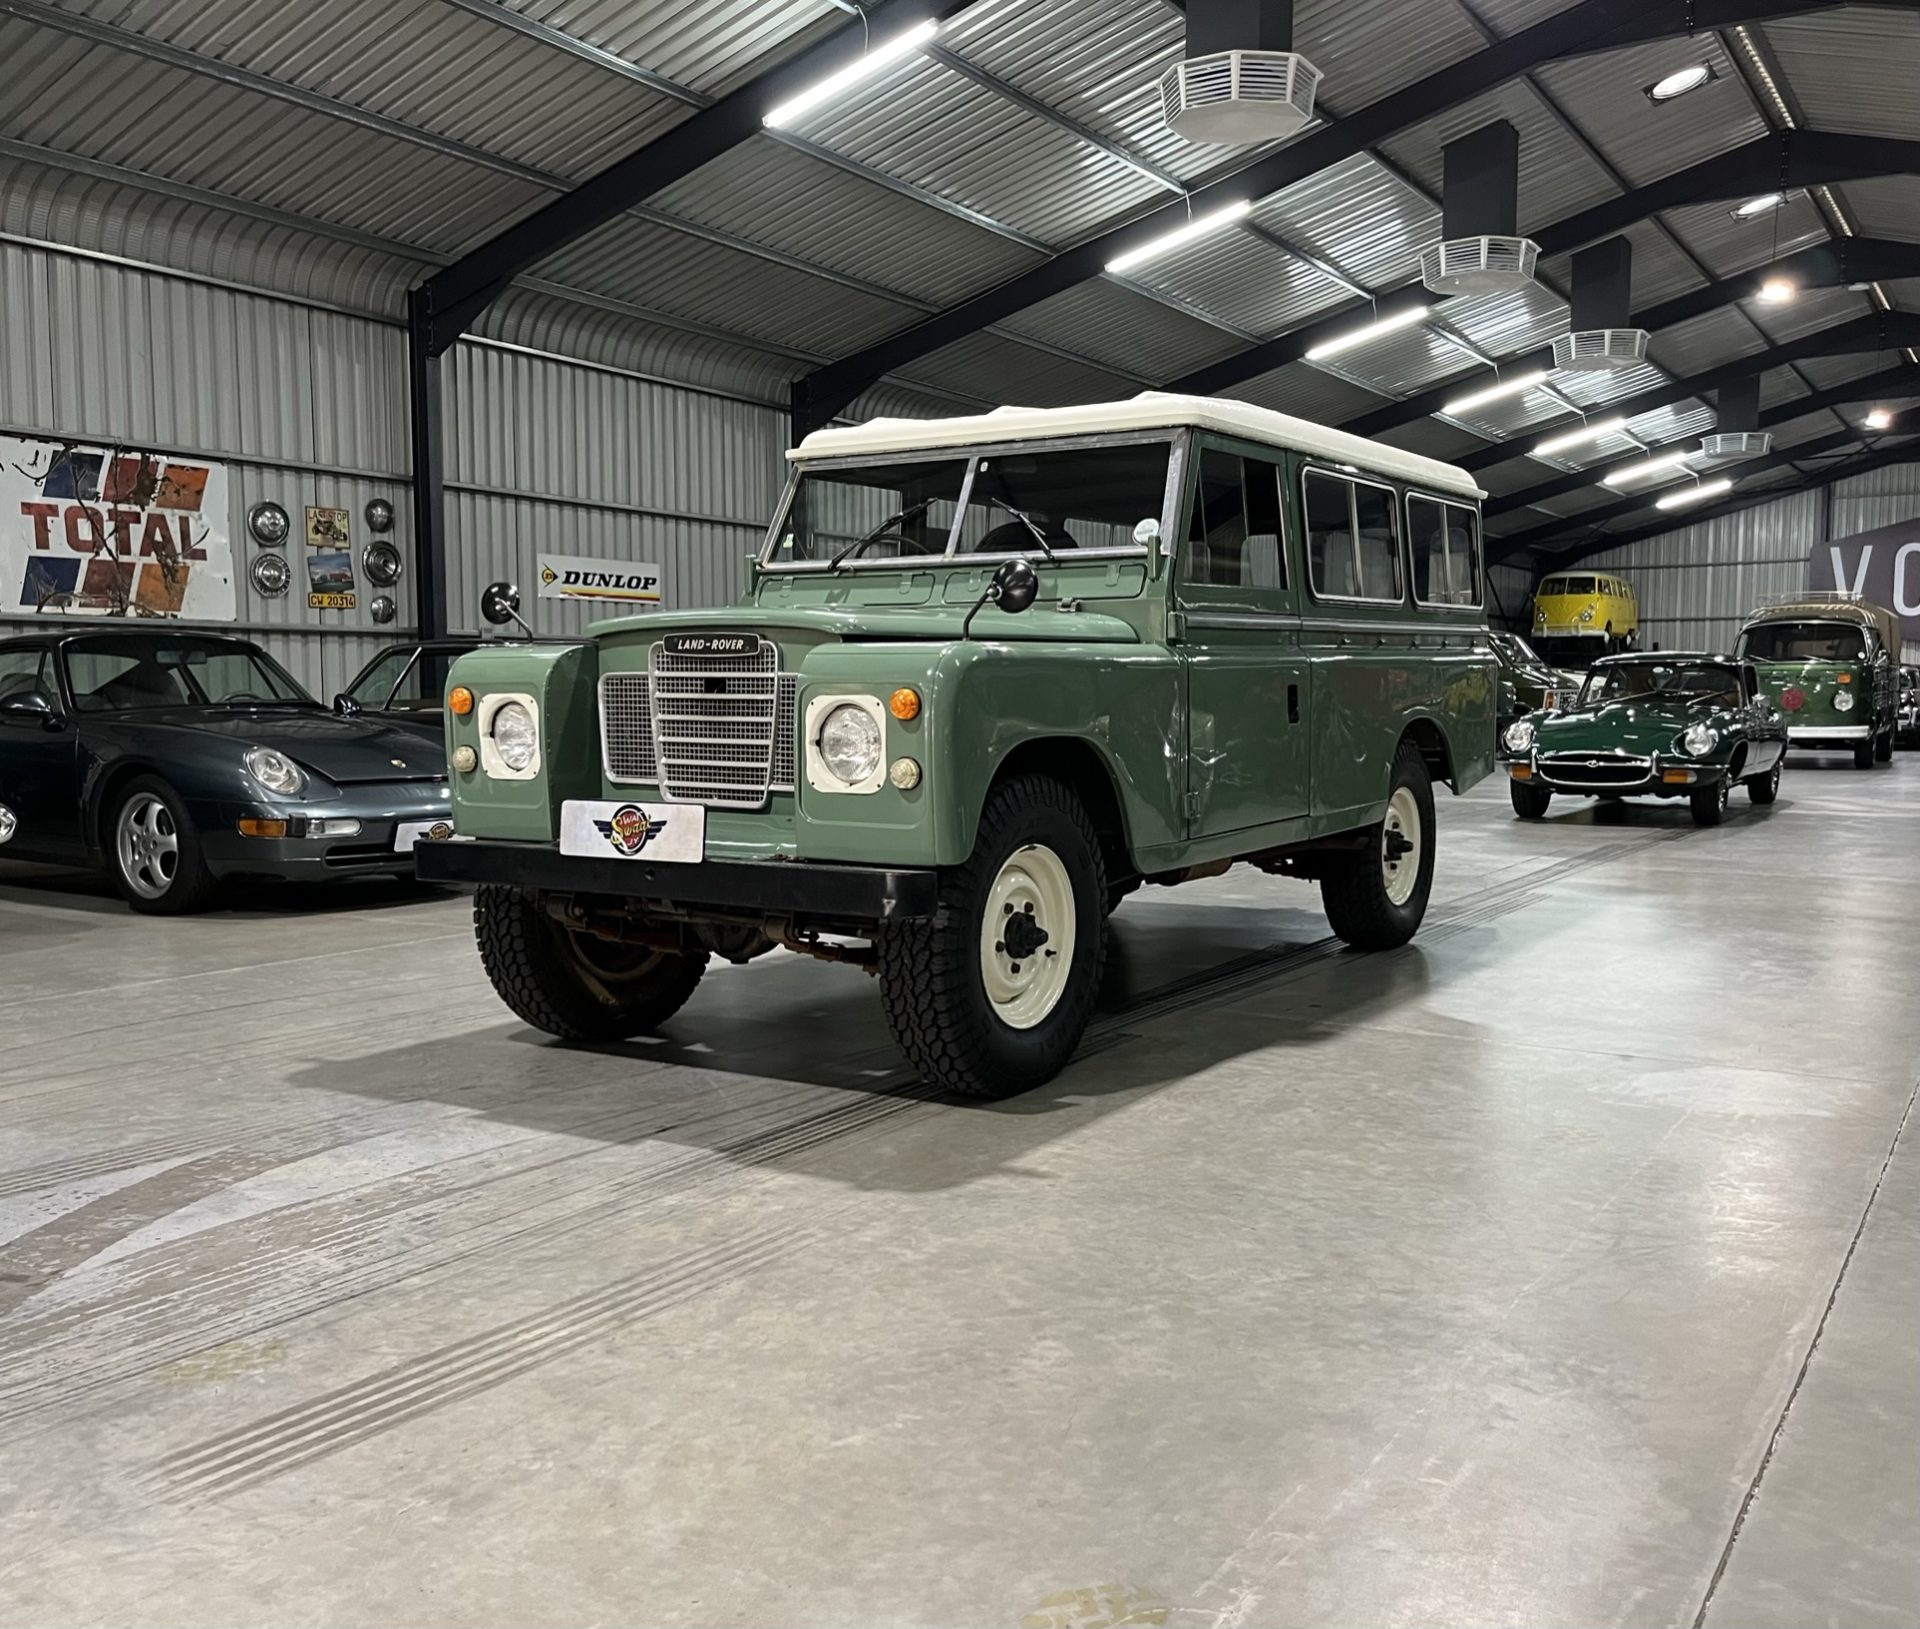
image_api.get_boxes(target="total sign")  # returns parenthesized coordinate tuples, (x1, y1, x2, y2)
(536, 552, 664, 606)
(1808, 519, 1920, 639)
(2, 435, 236, 620)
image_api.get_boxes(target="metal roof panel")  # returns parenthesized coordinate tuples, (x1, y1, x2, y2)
(1761, 6, 1920, 141)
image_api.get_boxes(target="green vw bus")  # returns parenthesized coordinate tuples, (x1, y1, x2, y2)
(420, 395, 1496, 1096)
(1735, 595, 1900, 768)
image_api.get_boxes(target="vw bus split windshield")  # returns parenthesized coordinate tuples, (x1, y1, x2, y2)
(767, 440, 1173, 567)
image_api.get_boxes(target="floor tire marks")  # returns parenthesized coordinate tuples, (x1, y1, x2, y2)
(140, 1220, 821, 1502)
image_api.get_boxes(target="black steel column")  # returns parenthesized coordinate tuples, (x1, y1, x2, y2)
(1715, 374, 1761, 432)
(407, 287, 449, 641)
(1570, 237, 1633, 329)
(1441, 121, 1520, 239)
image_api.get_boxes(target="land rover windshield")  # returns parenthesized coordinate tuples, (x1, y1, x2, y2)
(1738, 620, 1868, 662)
(765, 438, 1173, 566)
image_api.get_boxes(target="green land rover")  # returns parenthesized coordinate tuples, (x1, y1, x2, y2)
(419, 394, 1496, 1096)
(1735, 595, 1901, 769)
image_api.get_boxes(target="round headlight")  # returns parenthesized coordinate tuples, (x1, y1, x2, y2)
(1832, 688, 1855, 712)
(819, 703, 882, 784)
(1682, 722, 1718, 758)
(1503, 719, 1536, 754)
(1579, 606, 1595, 622)
(492, 701, 538, 771)
(244, 745, 306, 796)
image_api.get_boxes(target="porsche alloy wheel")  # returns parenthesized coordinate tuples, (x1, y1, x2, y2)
(108, 777, 218, 915)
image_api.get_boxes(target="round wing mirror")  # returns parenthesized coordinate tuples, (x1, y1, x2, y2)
(1132, 516, 1162, 548)
(993, 557, 1039, 615)
(480, 581, 521, 626)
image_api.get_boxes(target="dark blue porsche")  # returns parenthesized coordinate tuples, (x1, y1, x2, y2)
(0, 629, 455, 913)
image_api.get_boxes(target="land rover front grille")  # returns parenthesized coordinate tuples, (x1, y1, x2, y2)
(600, 640, 797, 808)
(1536, 751, 1652, 789)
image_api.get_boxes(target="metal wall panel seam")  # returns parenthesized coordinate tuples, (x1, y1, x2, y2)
(441, 480, 768, 532)
(0, 422, 408, 484)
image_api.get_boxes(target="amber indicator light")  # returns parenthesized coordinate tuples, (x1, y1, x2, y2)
(888, 687, 921, 721)
(236, 818, 289, 838)
(449, 686, 475, 716)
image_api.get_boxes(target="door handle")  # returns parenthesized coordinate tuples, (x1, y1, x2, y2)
(1288, 683, 1300, 724)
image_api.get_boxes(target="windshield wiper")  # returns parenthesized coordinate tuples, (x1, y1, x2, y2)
(825, 496, 940, 570)
(974, 491, 1057, 562)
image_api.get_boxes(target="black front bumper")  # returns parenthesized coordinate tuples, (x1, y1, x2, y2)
(416, 837, 939, 921)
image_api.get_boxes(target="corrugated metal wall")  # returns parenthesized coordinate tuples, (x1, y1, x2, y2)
(0, 237, 414, 697)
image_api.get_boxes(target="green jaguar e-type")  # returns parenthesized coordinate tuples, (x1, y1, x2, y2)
(1499, 653, 1788, 827)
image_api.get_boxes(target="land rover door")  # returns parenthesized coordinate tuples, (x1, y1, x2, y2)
(1174, 439, 1312, 844)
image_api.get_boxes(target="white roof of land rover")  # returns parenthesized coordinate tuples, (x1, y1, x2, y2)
(791, 391, 1484, 500)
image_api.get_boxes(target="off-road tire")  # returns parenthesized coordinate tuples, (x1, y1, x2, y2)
(108, 775, 220, 915)
(1510, 779, 1553, 820)
(1321, 741, 1436, 951)
(1747, 759, 1782, 805)
(878, 775, 1106, 1100)
(474, 884, 707, 1041)
(1690, 778, 1730, 827)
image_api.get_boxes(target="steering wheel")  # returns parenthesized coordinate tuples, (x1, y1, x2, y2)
(836, 532, 936, 563)
(221, 691, 264, 703)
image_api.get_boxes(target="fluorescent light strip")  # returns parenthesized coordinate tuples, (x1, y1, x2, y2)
(1533, 416, 1629, 458)
(1106, 200, 1253, 274)
(763, 21, 940, 129)
(1656, 478, 1734, 511)
(1443, 369, 1550, 416)
(1304, 303, 1432, 361)
(1603, 448, 1694, 487)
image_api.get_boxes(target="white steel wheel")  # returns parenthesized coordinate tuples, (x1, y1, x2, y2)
(1380, 786, 1423, 906)
(978, 842, 1077, 1030)
(116, 792, 180, 901)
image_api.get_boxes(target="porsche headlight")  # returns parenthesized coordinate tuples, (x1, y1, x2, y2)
(819, 703, 882, 785)
(244, 745, 307, 796)
(492, 701, 538, 771)
(1682, 722, 1718, 758)
(1503, 718, 1536, 754)
(1832, 688, 1855, 712)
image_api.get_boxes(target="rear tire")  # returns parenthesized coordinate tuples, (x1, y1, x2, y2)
(1690, 778, 1730, 827)
(1747, 759, 1782, 805)
(473, 884, 707, 1041)
(1321, 741, 1435, 951)
(109, 776, 219, 915)
(879, 776, 1106, 1100)
(1510, 779, 1552, 820)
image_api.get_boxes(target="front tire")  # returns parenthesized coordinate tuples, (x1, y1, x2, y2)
(1321, 741, 1436, 950)
(1510, 779, 1553, 820)
(1690, 777, 1730, 827)
(109, 776, 219, 914)
(878, 775, 1106, 1100)
(1874, 726, 1893, 763)
(1747, 759, 1782, 805)
(1855, 739, 1875, 769)
(473, 885, 707, 1041)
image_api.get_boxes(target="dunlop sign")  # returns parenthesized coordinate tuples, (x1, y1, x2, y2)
(536, 553, 664, 605)
(1808, 518, 1920, 640)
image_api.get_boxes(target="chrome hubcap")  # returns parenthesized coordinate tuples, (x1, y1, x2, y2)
(979, 843, 1076, 1030)
(116, 794, 179, 899)
(1381, 787, 1422, 907)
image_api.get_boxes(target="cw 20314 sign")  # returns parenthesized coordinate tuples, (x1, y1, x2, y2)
(536, 552, 663, 606)
(1, 434, 236, 620)
(1809, 519, 1920, 640)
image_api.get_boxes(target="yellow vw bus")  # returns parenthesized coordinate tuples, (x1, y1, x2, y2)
(1532, 570, 1639, 663)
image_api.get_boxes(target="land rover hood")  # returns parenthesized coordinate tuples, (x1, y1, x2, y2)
(585, 604, 1140, 645)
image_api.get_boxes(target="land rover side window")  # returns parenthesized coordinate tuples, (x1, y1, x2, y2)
(1304, 470, 1403, 601)
(1738, 620, 1867, 662)
(774, 457, 968, 563)
(1181, 449, 1285, 591)
(1407, 494, 1482, 606)
(955, 441, 1171, 554)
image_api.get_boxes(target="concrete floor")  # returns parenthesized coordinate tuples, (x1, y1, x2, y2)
(1, 755, 1915, 1628)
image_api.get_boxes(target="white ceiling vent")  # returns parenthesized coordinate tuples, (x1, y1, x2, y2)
(1552, 328, 1650, 372)
(1419, 235, 1540, 296)
(1698, 430, 1772, 462)
(1159, 50, 1321, 145)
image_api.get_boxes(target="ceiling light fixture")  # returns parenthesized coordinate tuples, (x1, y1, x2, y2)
(1105, 199, 1253, 274)
(1656, 477, 1734, 511)
(1303, 302, 1433, 361)
(1731, 192, 1786, 220)
(1443, 369, 1551, 416)
(763, 21, 940, 129)
(1757, 277, 1797, 304)
(1533, 416, 1629, 458)
(1603, 448, 1694, 487)
(1646, 63, 1715, 102)
(1865, 407, 1893, 430)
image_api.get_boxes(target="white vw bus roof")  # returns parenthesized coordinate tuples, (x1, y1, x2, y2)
(791, 391, 1485, 501)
